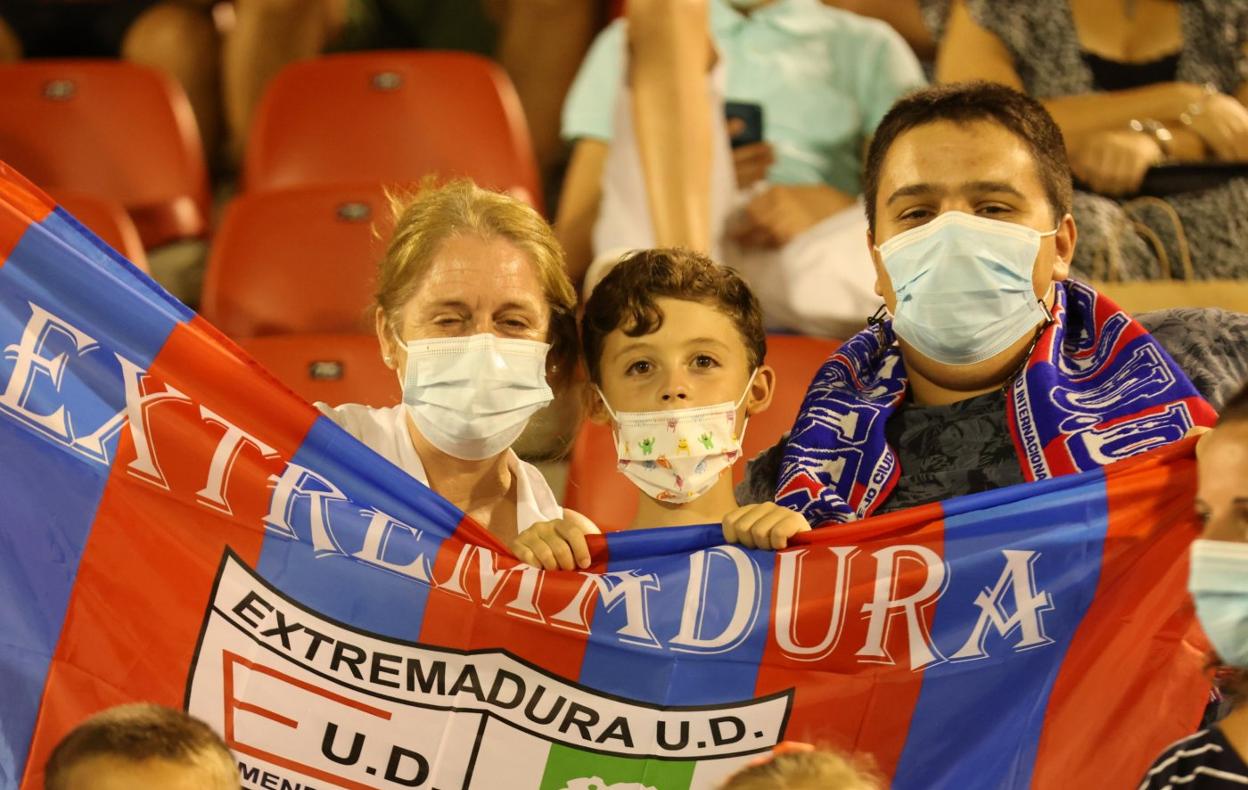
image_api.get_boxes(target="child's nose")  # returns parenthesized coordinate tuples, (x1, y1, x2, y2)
(659, 373, 691, 403)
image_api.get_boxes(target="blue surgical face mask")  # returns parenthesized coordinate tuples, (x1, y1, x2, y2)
(1190, 539, 1248, 668)
(874, 211, 1058, 366)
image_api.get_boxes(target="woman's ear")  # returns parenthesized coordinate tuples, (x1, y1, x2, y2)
(376, 308, 398, 370)
(745, 365, 777, 417)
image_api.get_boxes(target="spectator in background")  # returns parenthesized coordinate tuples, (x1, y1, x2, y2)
(819, 0, 942, 61)
(937, 0, 1248, 281)
(223, 0, 599, 190)
(1140, 382, 1248, 788)
(555, 0, 925, 339)
(739, 83, 1248, 523)
(44, 703, 239, 790)
(0, 1, 221, 162)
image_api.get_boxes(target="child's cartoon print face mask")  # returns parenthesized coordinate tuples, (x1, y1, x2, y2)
(596, 373, 756, 504)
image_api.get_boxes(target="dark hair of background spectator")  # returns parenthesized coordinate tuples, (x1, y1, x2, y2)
(44, 703, 237, 790)
(581, 248, 767, 385)
(863, 82, 1075, 234)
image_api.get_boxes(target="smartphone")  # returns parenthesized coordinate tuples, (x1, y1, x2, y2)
(725, 101, 764, 148)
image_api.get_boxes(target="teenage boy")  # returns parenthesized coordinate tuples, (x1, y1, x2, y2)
(44, 703, 240, 790)
(741, 82, 1248, 525)
(512, 247, 810, 571)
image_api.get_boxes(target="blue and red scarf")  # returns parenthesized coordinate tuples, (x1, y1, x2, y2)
(776, 281, 1217, 525)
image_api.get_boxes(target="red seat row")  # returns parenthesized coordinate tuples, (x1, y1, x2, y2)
(0, 52, 835, 519)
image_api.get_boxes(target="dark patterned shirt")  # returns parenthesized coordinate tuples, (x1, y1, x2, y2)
(1139, 728, 1248, 789)
(738, 308, 1248, 512)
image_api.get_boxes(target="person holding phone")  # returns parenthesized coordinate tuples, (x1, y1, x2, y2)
(556, 0, 926, 338)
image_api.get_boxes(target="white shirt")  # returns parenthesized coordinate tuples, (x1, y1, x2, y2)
(315, 402, 563, 533)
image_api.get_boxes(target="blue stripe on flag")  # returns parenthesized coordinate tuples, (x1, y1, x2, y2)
(578, 525, 774, 706)
(892, 471, 1109, 789)
(256, 416, 462, 641)
(0, 418, 116, 788)
(0, 211, 185, 787)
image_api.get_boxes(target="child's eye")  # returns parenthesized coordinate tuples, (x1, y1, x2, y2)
(626, 360, 653, 376)
(692, 354, 719, 369)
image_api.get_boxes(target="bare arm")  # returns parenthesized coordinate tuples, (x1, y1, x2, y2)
(1041, 85, 1211, 151)
(936, 0, 1211, 153)
(554, 138, 608, 289)
(627, 0, 714, 253)
(934, 0, 1022, 89)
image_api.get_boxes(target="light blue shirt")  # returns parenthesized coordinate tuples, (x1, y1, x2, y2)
(561, 0, 927, 196)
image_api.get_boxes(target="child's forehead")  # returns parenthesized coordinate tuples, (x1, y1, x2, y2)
(606, 298, 744, 350)
(627, 296, 736, 333)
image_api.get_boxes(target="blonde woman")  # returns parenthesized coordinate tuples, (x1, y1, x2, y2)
(318, 180, 595, 552)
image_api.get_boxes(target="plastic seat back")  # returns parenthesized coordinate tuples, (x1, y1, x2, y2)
(201, 183, 395, 338)
(563, 334, 842, 531)
(0, 60, 209, 247)
(244, 52, 543, 213)
(238, 333, 399, 408)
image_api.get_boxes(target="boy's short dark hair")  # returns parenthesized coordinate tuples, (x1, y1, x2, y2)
(581, 248, 767, 384)
(45, 703, 238, 790)
(863, 82, 1074, 233)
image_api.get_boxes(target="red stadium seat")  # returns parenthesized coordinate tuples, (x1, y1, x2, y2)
(238, 333, 400, 408)
(563, 334, 842, 531)
(243, 52, 544, 214)
(201, 183, 396, 338)
(53, 190, 150, 272)
(0, 60, 210, 248)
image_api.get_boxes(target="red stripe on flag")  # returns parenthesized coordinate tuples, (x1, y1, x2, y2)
(0, 162, 54, 268)
(1031, 439, 1210, 789)
(753, 502, 946, 779)
(418, 524, 607, 681)
(20, 317, 319, 788)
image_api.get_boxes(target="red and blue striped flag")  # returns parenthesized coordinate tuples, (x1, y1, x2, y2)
(0, 162, 1211, 789)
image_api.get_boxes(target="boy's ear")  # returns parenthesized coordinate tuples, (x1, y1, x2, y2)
(746, 365, 776, 417)
(587, 384, 612, 426)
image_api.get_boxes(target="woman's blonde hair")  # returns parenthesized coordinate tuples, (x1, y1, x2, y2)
(721, 749, 883, 790)
(375, 179, 578, 384)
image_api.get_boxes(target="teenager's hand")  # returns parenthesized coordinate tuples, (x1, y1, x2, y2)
(1069, 129, 1164, 196)
(732, 140, 775, 189)
(730, 184, 855, 249)
(510, 508, 601, 571)
(722, 503, 812, 550)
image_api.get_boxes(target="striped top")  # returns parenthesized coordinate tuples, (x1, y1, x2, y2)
(1139, 728, 1248, 789)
